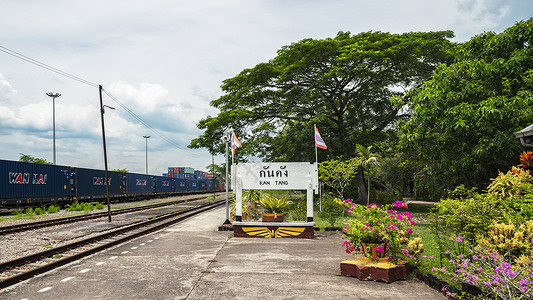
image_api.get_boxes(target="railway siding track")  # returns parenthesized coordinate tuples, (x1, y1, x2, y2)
(0, 199, 225, 290)
(0, 196, 211, 235)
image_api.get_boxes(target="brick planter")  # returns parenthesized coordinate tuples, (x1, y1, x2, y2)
(340, 256, 409, 283)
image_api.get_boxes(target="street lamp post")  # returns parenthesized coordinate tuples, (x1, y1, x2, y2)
(143, 136, 150, 174)
(46, 92, 61, 165)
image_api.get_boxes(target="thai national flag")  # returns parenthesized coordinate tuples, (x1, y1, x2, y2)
(231, 130, 242, 155)
(315, 125, 327, 149)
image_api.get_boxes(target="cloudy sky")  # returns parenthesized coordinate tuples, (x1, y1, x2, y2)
(1, 0, 532, 175)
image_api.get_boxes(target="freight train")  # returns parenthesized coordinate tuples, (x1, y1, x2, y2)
(0, 159, 224, 208)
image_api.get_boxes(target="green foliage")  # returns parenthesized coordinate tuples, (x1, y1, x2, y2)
(242, 190, 262, 220)
(317, 194, 345, 227)
(370, 190, 399, 205)
(83, 203, 94, 214)
(95, 202, 105, 210)
(258, 194, 292, 214)
(19, 153, 52, 164)
(398, 18, 533, 197)
(66, 201, 94, 212)
(318, 158, 359, 198)
(66, 201, 82, 211)
(287, 201, 307, 221)
(432, 191, 502, 245)
(46, 204, 61, 213)
(34, 207, 44, 215)
(11, 209, 23, 216)
(190, 30, 455, 161)
(112, 168, 128, 173)
(24, 207, 35, 217)
(375, 155, 415, 197)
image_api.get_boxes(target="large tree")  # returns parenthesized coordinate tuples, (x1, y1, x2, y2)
(397, 18, 533, 199)
(190, 31, 455, 162)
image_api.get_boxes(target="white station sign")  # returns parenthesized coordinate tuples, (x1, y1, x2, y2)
(233, 162, 318, 191)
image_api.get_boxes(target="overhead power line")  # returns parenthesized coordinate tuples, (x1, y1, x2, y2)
(0, 44, 204, 157)
(0, 45, 98, 88)
(102, 88, 204, 156)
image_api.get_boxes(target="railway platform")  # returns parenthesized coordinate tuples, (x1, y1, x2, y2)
(0, 207, 445, 299)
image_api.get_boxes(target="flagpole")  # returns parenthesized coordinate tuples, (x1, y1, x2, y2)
(314, 124, 318, 164)
(314, 124, 321, 211)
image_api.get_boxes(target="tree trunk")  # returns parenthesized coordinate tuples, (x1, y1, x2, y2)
(356, 167, 367, 204)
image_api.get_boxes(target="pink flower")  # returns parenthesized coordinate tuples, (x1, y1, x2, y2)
(406, 228, 413, 234)
(455, 236, 463, 242)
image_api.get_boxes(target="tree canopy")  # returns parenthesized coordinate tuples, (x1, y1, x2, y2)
(397, 18, 533, 196)
(189, 30, 456, 161)
(19, 153, 52, 165)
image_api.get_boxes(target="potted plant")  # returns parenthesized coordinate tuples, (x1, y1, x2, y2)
(337, 199, 416, 261)
(259, 194, 292, 222)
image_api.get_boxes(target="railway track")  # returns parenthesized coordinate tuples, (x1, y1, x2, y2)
(0, 199, 225, 290)
(0, 194, 218, 235)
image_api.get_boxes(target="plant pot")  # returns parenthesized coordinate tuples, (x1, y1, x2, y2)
(262, 213, 284, 222)
(361, 242, 388, 258)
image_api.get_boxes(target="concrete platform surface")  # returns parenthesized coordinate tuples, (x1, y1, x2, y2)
(0, 207, 446, 300)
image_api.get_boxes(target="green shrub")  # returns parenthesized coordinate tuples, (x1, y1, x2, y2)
(11, 209, 23, 216)
(82, 203, 94, 213)
(34, 207, 44, 215)
(371, 190, 399, 205)
(66, 201, 82, 211)
(46, 204, 61, 213)
(287, 200, 307, 221)
(95, 202, 104, 210)
(24, 207, 35, 217)
(317, 195, 344, 227)
(432, 193, 502, 245)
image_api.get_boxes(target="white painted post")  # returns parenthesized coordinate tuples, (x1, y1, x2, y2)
(235, 174, 243, 222)
(306, 174, 313, 222)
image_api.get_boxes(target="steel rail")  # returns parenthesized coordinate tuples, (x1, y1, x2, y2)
(0, 194, 218, 235)
(0, 199, 225, 290)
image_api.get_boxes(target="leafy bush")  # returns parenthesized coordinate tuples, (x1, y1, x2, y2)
(11, 209, 23, 216)
(24, 207, 35, 217)
(371, 190, 399, 205)
(66, 201, 82, 211)
(287, 201, 307, 221)
(433, 192, 502, 245)
(34, 207, 44, 215)
(46, 204, 61, 213)
(259, 194, 292, 214)
(317, 194, 344, 227)
(95, 202, 105, 210)
(82, 203, 94, 213)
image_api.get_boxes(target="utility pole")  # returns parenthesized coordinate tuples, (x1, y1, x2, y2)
(99, 85, 114, 222)
(46, 92, 61, 165)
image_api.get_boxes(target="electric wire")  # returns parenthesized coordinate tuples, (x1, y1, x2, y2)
(0, 44, 206, 157)
(102, 88, 205, 156)
(0, 46, 99, 88)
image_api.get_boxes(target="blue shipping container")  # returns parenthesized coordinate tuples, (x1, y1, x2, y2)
(154, 176, 175, 194)
(176, 178, 188, 192)
(0, 160, 70, 206)
(125, 173, 154, 196)
(189, 179, 199, 192)
(71, 167, 124, 200)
